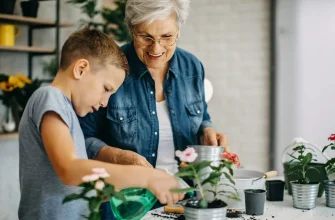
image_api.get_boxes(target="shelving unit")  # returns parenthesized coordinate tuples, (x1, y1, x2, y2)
(0, 0, 74, 79)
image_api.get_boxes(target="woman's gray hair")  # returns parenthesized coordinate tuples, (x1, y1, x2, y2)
(125, 0, 190, 31)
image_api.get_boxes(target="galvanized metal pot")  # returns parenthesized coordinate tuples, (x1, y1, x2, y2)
(291, 181, 319, 209)
(325, 180, 335, 208)
(184, 205, 227, 220)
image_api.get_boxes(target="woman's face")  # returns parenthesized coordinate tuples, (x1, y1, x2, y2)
(132, 14, 179, 72)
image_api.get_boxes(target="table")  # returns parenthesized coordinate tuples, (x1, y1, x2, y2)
(142, 192, 335, 220)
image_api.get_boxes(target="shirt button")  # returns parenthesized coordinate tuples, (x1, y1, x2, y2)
(197, 110, 201, 114)
(152, 153, 156, 157)
(154, 131, 158, 135)
(119, 117, 124, 121)
(152, 111, 156, 115)
(150, 91, 154, 95)
(171, 109, 175, 114)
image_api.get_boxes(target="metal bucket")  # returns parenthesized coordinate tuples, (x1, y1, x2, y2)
(325, 180, 335, 208)
(291, 181, 319, 209)
(192, 145, 224, 162)
(184, 205, 227, 220)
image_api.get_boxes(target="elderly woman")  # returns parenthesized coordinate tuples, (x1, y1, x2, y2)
(79, 0, 228, 219)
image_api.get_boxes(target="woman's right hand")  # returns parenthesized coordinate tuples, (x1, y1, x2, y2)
(146, 169, 184, 205)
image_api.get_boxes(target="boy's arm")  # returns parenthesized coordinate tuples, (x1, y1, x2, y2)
(79, 111, 151, 167)
(40, 111, 181, 204)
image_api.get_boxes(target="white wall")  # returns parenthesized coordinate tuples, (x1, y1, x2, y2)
(275, 0, 335, 174)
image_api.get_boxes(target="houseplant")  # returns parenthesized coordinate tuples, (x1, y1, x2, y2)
(63, 168, 125, 220)
(283, 137, 328, 197)
(0, 73, 41, 132)
(286, 143, 320, 209)
(173, 147, 240, 219)
(322, 133, 335, 208)
(67, 0, 131, 42)
(21, 0, 39, 18)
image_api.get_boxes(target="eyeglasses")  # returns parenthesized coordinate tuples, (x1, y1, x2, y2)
(133, 34, 179, 46)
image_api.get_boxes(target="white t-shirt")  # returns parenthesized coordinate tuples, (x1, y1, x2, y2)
(155, 101, 179, 174)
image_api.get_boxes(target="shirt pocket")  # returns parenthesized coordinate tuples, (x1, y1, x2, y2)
(185, 100, 204, 134)
(106, 107, 138, 140)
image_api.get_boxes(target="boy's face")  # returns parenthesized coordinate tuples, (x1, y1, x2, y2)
(73, 61, 125, 117)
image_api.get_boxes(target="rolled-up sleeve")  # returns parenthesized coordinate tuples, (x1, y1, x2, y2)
(78, 110, 107, 159)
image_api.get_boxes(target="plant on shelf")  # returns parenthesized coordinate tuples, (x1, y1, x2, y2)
(0, 73, 41, 132)
(67, 0, 131, 42)
(42, 57, 58, 77)
(172, 147, 240, 219)
(286, 142, 321, 209)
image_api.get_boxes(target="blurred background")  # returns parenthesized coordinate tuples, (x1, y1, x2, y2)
(0, 0, 334, 219)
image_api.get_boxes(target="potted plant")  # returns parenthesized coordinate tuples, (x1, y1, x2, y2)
(0, 73, 39, 132)
(63, 168, 126, 220)
(283, 138, 328, 197)
(172, 147, 240, 220)
(322, 134, 335, 208)
(287, 144, 320, 209)
(0, 0, 16, 14)
(21, 0, 39, 18)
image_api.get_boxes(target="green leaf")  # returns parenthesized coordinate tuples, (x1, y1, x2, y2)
(322, 143, 332, 152)
(198, 199, 208, 208)
(88, 197, 102, 213)
(201, 172, 222, 186)
(302, 152, 312, 166)
(218, 183, 238, 193)
(174, 170, 195, 178)
(193, 160, 213, 172)
(223, 172, 235, 185)
(62, 193, 82, 204)
(306, 166, 321, 175)
(170, 187, 197, 193)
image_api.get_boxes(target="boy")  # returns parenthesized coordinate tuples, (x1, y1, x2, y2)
(18, 28, 183, 220)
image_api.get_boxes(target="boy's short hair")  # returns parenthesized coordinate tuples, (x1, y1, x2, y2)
(60, 27, 129, 75)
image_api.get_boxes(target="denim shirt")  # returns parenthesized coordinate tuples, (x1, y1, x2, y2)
(78, 42, 212, 167)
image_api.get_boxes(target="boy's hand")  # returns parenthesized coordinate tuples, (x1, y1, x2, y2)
(117, 149, 153, 168)
(147, 169, 184, 205)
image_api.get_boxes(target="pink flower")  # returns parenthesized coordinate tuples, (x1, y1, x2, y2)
(95, 180, 105, 191)
(82, 174, 99, 182)
(92, 168, 110, 178)
(221, 151, 241, 168)
(175, 147, 198, 163)
(328, 134, 335, 141)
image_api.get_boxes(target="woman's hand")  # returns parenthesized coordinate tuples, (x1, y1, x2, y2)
(200, 127, 229, 151)
(147, 169, 184, 205)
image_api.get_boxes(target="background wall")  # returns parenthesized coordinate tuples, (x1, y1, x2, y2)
(275, 0, 335, 174)
(0, 1, 270, 219)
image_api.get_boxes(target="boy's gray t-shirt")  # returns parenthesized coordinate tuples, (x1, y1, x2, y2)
(18, 86, 89, 220)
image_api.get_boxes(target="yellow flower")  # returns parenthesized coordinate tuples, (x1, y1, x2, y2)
(16, 73, 32, 84)
(0, 81, 15, 92)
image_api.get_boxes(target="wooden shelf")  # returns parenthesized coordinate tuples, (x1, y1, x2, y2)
(0, 45, 55, 54)
(0, 132, 18, 140)
(0, 14, 74, 28)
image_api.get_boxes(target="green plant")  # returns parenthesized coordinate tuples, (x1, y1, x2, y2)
(42, 57, 58, 77)
(63, 168, 125, 220)
(287, 145, 319, 184)
(322, 134, 335, 176)
(67, 0, 131, 42)
(172, 148, 240, 208)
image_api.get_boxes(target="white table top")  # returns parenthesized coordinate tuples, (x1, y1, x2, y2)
(142, 192, 335, 220)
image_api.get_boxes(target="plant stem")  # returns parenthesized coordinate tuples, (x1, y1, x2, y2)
(191, 165, 205, 199)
